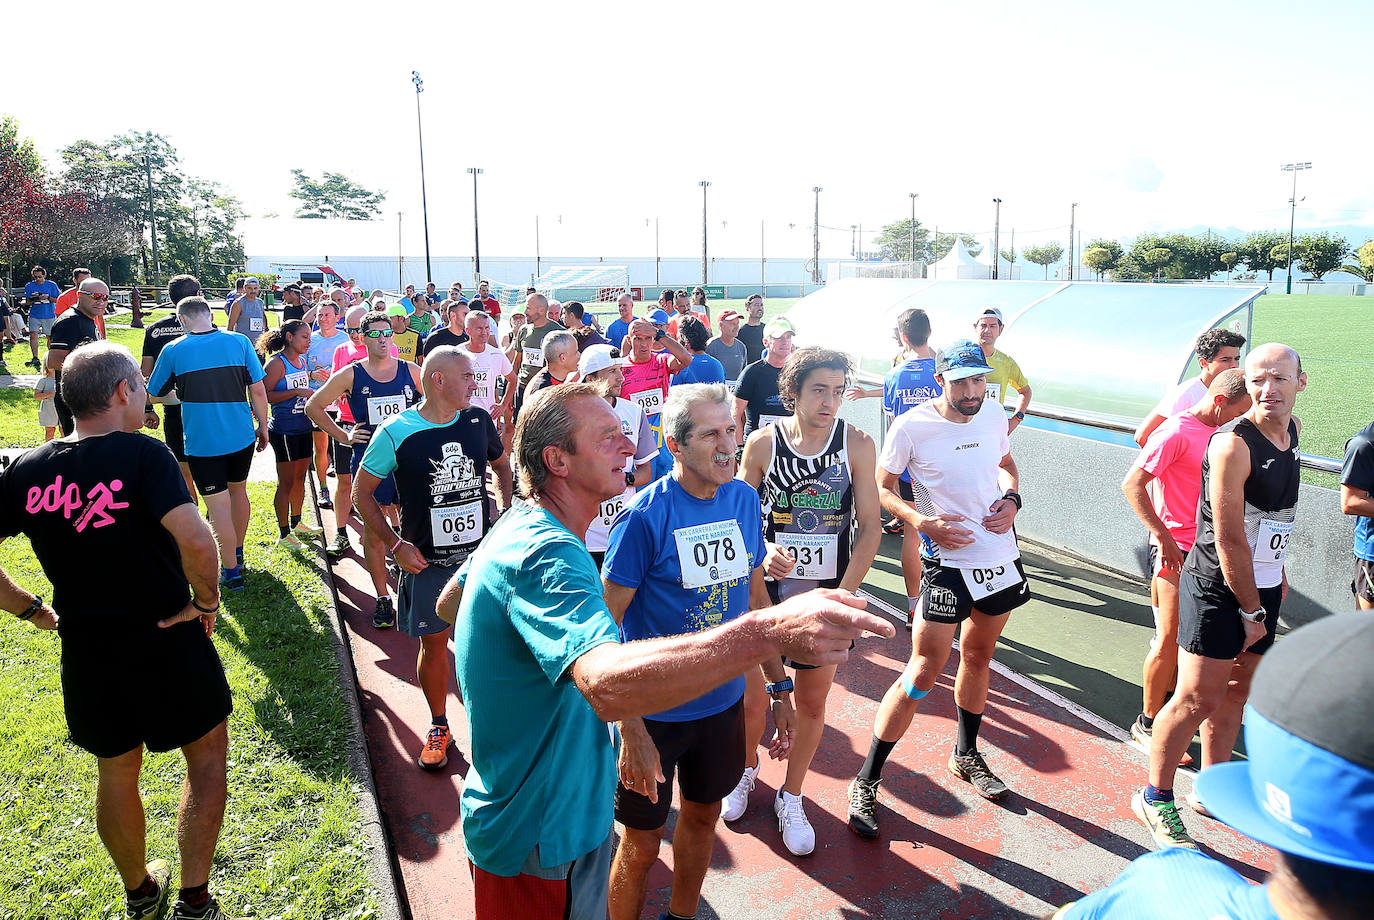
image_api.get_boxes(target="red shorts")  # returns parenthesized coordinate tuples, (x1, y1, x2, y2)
(468, 830, 612, 920)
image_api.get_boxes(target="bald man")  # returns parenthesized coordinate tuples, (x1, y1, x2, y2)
(353, 346, 509, 770)
(47, 277, 109, 436)
(510, 292, 565, 412)
(1134, 343, 1306, 852)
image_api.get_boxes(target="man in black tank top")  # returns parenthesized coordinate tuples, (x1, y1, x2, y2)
(1134, 343, 1306, 852)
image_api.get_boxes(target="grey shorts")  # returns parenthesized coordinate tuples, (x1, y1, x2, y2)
(29, 315, 55, 335)
(398, 563, 455, 638)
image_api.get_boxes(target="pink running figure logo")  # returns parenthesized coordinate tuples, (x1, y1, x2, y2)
(26, 475, 129, 531)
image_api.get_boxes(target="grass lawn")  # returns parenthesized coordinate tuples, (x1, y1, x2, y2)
(0, 483, 377, 919)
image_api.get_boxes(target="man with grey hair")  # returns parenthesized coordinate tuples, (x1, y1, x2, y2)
(602, 383, 800, 920)
(515, 330, 579, 418)
(46, 276, 108, 436)
(440, 382, 891, 920)
(142, 275, 204, 502)
(148, 297, 270, 593)
(0, 341, 238, 920)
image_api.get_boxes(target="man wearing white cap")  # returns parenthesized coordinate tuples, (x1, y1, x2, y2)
(577, 345, 656, 569)
(973, 307, 1032, 433)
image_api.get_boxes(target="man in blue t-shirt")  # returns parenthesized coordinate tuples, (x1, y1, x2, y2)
(603, 382, 797, 920)
(148, 296, 269, 592)
(1342, 419, 1374, 610)
(1056, 612, 1374, 920)
(605, 291, 636, 349)
(23, 264, 61, 370)
(442, 382, 889, 920)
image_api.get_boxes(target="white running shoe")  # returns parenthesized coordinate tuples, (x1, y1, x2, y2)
(721, 765, 758, 822)
(774, 790, 816, 856)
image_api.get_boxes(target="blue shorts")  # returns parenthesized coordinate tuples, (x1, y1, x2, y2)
(350, 443, 397, 506)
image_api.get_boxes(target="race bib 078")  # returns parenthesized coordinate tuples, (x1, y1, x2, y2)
(674, 520, 749, 589)
(961, 562, 1021, 600)
(777, 532, 839, 580)
(430, 500, 483, 547)
(366, 395, 405, 425)
(629, 387, 664, 417)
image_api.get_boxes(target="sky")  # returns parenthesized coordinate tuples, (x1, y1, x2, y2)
(9, 0, 1373, 264)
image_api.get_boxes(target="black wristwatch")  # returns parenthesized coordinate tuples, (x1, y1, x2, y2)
(1002, 490, 1023, 510)
(17, 595, 43, 620)
(653, 329, 665, 341)
(625, 470, 636, 488)
(765, 677, 794, 696)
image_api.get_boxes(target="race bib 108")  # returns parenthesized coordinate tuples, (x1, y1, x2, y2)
(367, 395, 405, 425)
(674, 520, 749, 589)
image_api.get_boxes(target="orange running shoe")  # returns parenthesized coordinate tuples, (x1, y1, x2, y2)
(419, 724, 451, 770)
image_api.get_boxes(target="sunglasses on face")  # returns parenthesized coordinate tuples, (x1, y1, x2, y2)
(364, 328, 394, 338)
(346, 327, 362, 334)
(83, 292, 109, 301)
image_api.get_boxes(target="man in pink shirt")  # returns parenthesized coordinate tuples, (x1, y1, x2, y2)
(619, 317, 691, 481)
(1121, 368, 1250, 773)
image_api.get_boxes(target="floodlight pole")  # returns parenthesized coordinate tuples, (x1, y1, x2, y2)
(655, 217, 660, 285)
(850, 225, 857, 257)
(909, 192, 918, 274)
(535, 215, 541, 277)
(141, 155, 160, 285)
(1069, 202, 1077, 281)
(992, 198, 1002, 280)
(760, 220, 766, 289)
(411, 71, 433, 287)
(699, 181, 711, 285)
(468, 168, 484, 279)
(811, 187, 822, 284)
(397, 212, 404, 291)
(1281, 161, 1311, 294)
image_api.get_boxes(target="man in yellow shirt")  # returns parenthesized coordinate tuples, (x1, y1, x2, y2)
(974, 307, 1032, 433)
(388, 305, 425, 365)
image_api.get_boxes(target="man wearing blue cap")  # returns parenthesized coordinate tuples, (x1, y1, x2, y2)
(848, 339, 1029, 836)
(1055, 611, 1374, 919)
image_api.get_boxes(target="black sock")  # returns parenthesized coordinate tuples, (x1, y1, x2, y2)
(858, 736, 896, 782)
(432, 714, 448, 727)
(177, 884, 209, 911)
(290, 514, 301, 528)
(955, 707, 983, 756)
(126, 874, 158, 900)
(1140, 714, 1155, 730)
(279, 524, 290, 538)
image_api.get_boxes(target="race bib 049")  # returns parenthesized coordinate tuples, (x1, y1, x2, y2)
(430, 500, 483, 547)
(367, 395, 405, 425)
(777, 532, 839, 580)
(674, 520, 749, 589)
(961, 562, 1021, 601)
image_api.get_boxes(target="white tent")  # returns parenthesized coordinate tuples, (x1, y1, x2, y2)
(928, 237, 1020, 280)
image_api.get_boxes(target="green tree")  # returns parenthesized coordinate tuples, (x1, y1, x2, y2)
(1236, 230, 1287, 281)
(1112, 253, 1148, 281)
(1296, 230, 1351, 280)
(1340, 240, 1374, 282)
(1, 114, 44, 182)
(289, 170, 385, 220)
(1219, 251, 1239, 279)
(999, 246, 1017, 270)
(1023, 241, 1064, 279)
(1142, 247, 1172, 279)
(873, 217, 931, 263)
(1082, 246, 1114, 280)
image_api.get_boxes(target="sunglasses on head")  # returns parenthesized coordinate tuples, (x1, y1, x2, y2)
(364, 328, 394, 338)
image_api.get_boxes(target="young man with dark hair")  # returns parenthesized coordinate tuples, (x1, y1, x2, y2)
(973, 307, 1032, 433)
(736, 293, 767, 364)
(142, 274, 202, 502)
(671, 316, 725, 386)
(1135, 327, 1247, 446)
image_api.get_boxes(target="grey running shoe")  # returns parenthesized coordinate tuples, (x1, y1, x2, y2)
(168, 895, 244, 920)
(948, 749, 1010, 800)
(1132, 787, 1199, 850)
(326, 530, 350, 560)
(125, 858, 171, 919)
(847, 776, 881, 838)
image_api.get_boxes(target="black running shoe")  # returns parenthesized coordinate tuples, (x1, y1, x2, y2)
(125, 858, 171, 919)
(373, 597, 396, 629)
(847, 776, 881, 838)
(948, 749, 1009, 800)
(168, 894, 243, 919)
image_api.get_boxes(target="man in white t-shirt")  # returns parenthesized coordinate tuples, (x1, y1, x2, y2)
(847, 339, 1029, 838)
(577, 345, 656, 568)
(1133, 328, 1245, 446)
(459, 309, 515, 504)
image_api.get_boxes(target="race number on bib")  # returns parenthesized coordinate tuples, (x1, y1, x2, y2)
(961, 562, 1020, 600)
(984, 383, 1002, 405)
(523, 347, 546, 368)
(284, 370, 308, 390)
(597, 488, 633, 529)
(759, 414, 785, 430)
(674, 520, 749, 589)
(249, 317, 264, 332)
(629, 387, 664, 417)
(778, 532, 839, 580)
(473, 369, 491, 400)
(1256, 518, 1293, 566)
(366, 395, 406, 425)
(430, 500, 483, 547)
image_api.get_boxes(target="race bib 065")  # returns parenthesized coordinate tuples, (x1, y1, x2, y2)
(674, 520, 749, 589)
(431, 500, 483, 547)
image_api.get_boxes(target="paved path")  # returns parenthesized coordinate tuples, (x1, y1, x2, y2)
(319, 521, 1271, 919)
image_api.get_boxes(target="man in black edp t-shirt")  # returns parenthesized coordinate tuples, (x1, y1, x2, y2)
(0, 342, 242, 920)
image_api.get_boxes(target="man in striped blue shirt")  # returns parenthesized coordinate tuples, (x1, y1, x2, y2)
(148, 296, 269, 591)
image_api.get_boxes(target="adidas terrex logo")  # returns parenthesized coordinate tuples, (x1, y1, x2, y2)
(1261, 459, 1275, 469)
(954, 442, 979, 451)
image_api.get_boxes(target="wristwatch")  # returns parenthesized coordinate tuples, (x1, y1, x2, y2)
(653, 329, 665, 341)
(1002, 490, 1022, 510)
(624, 471, 636, 488)
(765, 677, 794, 696)
(1014, 411, 1026, 420)
(1240, 606, 1266, 624)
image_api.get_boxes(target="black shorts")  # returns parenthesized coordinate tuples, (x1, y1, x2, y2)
(765, 577, 850, 669)
(1353, 557, 1374, 604)
(916, 555, 1030, 624)
(350, 443, 397, 506)
(897, 477, 914, 503)
(268, 429, 312, 464)
(330, 424, 353, 473)
(614, 698, 745, 831)
(61, 620, 233, 759)
(187, 444, 255, 496)
(398, 564, 454, 638)
(163, 404, 187, 463)
(1178, 570, 1281, 659)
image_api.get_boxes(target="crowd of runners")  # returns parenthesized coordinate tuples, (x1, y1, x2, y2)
(1, 267, 1372, 920)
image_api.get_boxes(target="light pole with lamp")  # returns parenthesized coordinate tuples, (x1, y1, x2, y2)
(1281, 162, 1312, 294)
(467, 168, 484, 280)
(991, 198, 1003, 280)
(410, 71, 433, 287)
(699, 180, 711, 285)
(811, 187, 822, 283)
(909, 192, 919, 275)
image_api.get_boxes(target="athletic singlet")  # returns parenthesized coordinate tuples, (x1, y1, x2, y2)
(345, 362, 419, 436)
(268, 351, 312, 435)
(1187, 417, 1299, 589)
(761, 418, 853, 599)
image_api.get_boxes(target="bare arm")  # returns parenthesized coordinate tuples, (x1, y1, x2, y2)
(732, 395, 748, 448)
(227, 302, 242, 331)
(571, 588, 891, 722)
(1210, 434, 1261, 612)
(1341, 484, 1374, 518)
(301, 303, 319, 325)
(304, 366, 355, 444)
(1134, 412, 1166, 448)
(262, 356, 301, 404)
(840, 429, 882, 593)
(155, 503, 222, 635)
(1123, 465, 1185, 571)
(0, 560, 57, 629)
(247, 380, 270, 446)
(657, 333, 692, 374)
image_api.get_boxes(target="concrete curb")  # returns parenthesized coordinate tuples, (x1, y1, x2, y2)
(306, 478, 409, 920)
